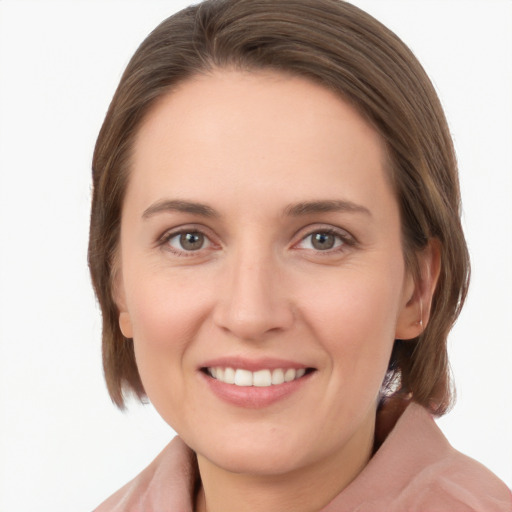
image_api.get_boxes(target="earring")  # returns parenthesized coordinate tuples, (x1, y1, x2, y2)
(417, 300, 424, 329)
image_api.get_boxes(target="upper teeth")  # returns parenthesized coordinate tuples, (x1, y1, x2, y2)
(208, 367, 306, 387)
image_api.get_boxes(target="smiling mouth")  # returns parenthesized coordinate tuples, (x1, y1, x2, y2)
(202, 367, 315, 387)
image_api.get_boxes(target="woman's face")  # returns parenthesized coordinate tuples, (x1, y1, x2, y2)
(117, 70, 418, 476)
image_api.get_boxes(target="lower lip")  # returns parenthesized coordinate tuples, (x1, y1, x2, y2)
(200, 371, 313, 408)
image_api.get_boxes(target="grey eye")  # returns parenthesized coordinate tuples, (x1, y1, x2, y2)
(297, 230, 346, 251)
(169, 232, 207, 251)
(310, 232, 336, 250)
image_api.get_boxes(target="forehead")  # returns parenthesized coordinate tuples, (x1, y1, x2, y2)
(128, 69, 393, 215)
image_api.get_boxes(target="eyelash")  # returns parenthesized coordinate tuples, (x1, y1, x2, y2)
(159, 227, 216, 257)
(158, 225, 356, 257)
(295, 228, 355, 254)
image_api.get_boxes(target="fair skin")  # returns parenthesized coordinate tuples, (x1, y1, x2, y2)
(116, 70, 438, 512)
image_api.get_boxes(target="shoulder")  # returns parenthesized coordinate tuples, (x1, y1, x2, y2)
(375, 403, 512, 511)
(400, 404, 511, 511)
(324, 402, 512, 512)
(93, 437, 197, 512)
(410, 445, 512, 512)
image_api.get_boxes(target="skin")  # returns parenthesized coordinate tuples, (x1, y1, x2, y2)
(116, 70, 436, 512)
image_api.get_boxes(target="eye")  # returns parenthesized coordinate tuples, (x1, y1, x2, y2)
(297, 229, 349, 252)
(166, 231, 211, 252)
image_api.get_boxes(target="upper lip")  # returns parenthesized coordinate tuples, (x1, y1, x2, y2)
(200, 356, 313, 372)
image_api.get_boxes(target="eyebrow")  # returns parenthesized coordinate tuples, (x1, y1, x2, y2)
(142, 199, 218, 219)
(142, 198, 371, 220)
(283, 200, 371, 217)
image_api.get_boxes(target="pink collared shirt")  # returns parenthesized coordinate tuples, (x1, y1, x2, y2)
(94, 403, 512, 512)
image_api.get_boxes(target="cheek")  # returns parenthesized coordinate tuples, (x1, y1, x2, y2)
(126, 264, 210, 346)
(125, 272, 208, 397)
(302, 262, 404, 385)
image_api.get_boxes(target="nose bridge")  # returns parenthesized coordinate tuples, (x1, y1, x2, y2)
(213, 240, 293, 340)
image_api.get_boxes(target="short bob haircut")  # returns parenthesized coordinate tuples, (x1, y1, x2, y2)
(89, 0, 470, 413)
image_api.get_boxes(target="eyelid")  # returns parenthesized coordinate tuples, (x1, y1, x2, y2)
(158, 224, 219, 256)
(292, 224, 357, 252)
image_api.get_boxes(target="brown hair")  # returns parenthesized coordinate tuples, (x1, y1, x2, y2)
(89, 0, 470, 412)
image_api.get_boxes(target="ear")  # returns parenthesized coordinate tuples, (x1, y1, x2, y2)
(119, 312, 134, 339)
(395, 239, 441, 340)
(112, 267, 133, 339)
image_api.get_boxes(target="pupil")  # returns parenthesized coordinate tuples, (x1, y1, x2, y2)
(312, 232, 334, 250)
(180, 232, 204, 250)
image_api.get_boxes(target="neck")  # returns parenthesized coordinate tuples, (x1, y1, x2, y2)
(195, 414, 375, 512)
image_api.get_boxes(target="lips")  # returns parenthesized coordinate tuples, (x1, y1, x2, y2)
(199, 358, 315, 408)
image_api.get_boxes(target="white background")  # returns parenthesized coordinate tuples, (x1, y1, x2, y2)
(0, 1, 510, 511)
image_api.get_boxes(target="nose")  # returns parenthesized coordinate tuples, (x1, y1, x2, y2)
(212, 249, 294, 341)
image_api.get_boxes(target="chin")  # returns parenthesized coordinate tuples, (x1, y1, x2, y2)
(208, 447, 306, 476)
(190, 427, 311, 476)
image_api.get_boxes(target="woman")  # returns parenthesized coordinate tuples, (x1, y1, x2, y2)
(89, 0, 511, 510)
